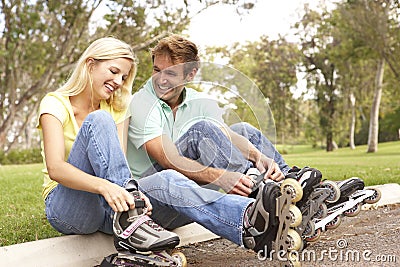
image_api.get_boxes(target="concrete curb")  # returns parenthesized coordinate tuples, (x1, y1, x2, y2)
(0, 222, 219, 267)
(1, 183, 399, 267)
(362, 183, 400, 210)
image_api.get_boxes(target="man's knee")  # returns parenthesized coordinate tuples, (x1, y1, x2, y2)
(190, 120, 220, 131)
(230, 122, 255, 135)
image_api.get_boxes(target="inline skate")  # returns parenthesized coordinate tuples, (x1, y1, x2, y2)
(285, 167, 340, 240)
(305, 177, 381, 242)
(245, 169, 304, 267)
(100, 191, 187, 267)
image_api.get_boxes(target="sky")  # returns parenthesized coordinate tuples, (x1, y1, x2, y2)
(185, 0, 326, 49)
(88, 0, 336, 48)
(184, 0, 338, 98)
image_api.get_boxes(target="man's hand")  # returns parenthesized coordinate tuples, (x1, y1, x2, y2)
(255, 155, 285, 182)
(213, 171, 254, 196)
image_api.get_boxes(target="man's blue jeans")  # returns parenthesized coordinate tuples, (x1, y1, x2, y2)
(143, 120, 290, 178)
(230, 122, 290, 174)
(139, 120, 289, 244)
(138, 171, 253, 246)
(45, 111, 253, 246)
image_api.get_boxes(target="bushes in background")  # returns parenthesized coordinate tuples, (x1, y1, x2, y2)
(0, 148, 42, 165)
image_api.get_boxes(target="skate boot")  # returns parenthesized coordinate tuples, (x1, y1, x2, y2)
(100, 190, 187, 267)
(285, 167, 340, 240)
(306, 177, 381, 242)
(243, 178, 303, 267)
(327, 177, 365, 209)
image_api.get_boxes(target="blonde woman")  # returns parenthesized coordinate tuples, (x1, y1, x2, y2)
(37, 37, 179, 252)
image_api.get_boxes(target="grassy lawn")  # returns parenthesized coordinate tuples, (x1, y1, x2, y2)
(0, 164, 62, 247)
(0, 141, 399, 246)
(278, 141, 400, 185)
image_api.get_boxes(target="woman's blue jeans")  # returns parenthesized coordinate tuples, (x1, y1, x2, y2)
(45, 111, 133, 235)
(138, 170, 253, 246)
(45, 111, 253, 246)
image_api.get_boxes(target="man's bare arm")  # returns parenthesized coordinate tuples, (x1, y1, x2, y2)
(223, 127, 284, 181)
(143, 135, 253, 196)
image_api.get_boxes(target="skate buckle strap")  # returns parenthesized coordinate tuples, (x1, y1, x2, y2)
(247, 226, 263, 237)
(119, 215, 152, 239)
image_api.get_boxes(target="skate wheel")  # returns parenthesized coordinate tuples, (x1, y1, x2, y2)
(302, 220, 316, 237)
(326, 215, 341, 230)
(314, 203, 328, 219)
(321, 180, 341, 203)
(287, 228, 303, 251)
(171, 251, 187, 267)
(281, 179, 303, 202)
(364, 188, 382, 204)
(288, 204, 302, 227)
(305, 228, 321, 242)
(344, 203, 361, 217)
(288, 252, 302, 267)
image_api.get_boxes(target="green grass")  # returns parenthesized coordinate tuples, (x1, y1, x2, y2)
(280, 141, 400, 186)
(0, 164, 61, 247)
(0, 141, 399, 246)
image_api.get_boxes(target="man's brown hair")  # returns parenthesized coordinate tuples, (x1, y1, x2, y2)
(151, 34, 200, 76)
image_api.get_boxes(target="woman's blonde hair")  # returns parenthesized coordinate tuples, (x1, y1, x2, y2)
(57, 37, 137, 111)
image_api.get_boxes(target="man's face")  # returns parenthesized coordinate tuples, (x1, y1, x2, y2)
(152, 54, 188, 107)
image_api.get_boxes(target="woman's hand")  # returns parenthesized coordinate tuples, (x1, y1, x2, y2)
(98, 180, 152, 214)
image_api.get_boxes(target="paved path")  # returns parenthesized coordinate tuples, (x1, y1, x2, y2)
(1, 183, 399, 267)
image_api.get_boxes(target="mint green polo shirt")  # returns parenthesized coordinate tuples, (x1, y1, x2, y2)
(126, 78, 225, 178)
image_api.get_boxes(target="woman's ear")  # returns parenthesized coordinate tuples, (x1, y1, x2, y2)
(86, 58, 95, 72)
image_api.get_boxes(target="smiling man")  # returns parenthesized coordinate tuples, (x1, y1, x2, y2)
(125, 34, 291, 196)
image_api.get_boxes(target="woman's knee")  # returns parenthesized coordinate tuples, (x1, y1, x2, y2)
(85, 110, 114, 127)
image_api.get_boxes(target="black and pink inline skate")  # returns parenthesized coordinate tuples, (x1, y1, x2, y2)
(100, 191, 186, 267)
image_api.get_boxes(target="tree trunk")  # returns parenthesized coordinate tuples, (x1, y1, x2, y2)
(326, 131, 334, 152)
(367, 58, 385, 153)
(349, 93, 356, 149)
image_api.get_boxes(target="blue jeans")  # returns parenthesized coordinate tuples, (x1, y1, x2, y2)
(138, 170, 253, 246)
(143, 121, 290, 177)
(230, 122, 290, 174)
(45, 111, 133, 234)
(45, 111, 253, 247)
(138, 120, 288, 245)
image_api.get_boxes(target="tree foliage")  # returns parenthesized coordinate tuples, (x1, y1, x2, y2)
(0, 0, 253, 152)
(1, 0, 399, 153)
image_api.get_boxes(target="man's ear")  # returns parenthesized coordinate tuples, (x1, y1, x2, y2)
(186, 68, 198, 81)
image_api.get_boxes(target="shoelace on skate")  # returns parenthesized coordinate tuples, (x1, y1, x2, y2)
(119, 214, 152, 239)
(127, 207, 149, 222)
(144, 220, 165, 232)
(119, 214, 166, 239)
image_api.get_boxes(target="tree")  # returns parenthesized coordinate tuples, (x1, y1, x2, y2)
(338, 0, 396, 152)
(0, 0, 254, 152)
(295, 4, 344, 151)
(218, 37, 301, 145)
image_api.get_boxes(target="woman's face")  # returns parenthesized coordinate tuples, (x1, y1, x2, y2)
(89, 58, 132, 101)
